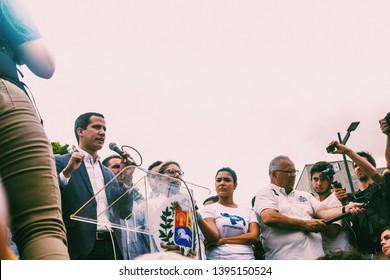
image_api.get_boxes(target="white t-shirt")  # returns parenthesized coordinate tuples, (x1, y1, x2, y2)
(254, 183, 324, 260)
(320, 193, 350, 252)
(200, 202, 258, 260)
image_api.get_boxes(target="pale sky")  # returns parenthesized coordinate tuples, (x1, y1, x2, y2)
(22, 0, 390, 207)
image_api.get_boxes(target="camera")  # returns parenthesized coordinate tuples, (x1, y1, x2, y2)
(332, 181, 342, 189)
(320, 163, 342, 188)
(385, 112, 390, 125)
(326, 144, 336, 153)
(320, 162, 340, 179)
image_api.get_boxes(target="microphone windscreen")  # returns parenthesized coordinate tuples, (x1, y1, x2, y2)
(109, 142, 117, 151)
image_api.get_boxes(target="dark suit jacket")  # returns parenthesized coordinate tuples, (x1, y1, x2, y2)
(55, 153, 133, 259)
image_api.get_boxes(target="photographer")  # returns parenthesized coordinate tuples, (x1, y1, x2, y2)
(328, 140, 390, 259)
(310, 161, 350, 253)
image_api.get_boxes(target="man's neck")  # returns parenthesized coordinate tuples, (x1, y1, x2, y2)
(317, 191, 331, 202)
(359, 176, 374, 191)
(78, 146, 99, 163)
(271, 181, 293, 194)
(284, 186, 293, 194)
(359, 180, 372, 191)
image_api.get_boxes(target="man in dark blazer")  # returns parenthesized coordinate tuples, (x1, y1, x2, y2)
(55, 112, 133, 260)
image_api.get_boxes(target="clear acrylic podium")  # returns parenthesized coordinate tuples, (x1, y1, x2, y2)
(70, 165, 211, 259)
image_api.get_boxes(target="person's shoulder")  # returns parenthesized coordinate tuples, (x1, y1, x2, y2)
(383, 171, 390, 183)
(199, 202, 218, 214)
(294, 189, 317, 202)
(100, 163, 111, 173)
(293, 188, 310, 195)
(257, 184, 274, 193)
(54, 153, 71, 161)
(202, 202, 218, 210)
(323, 192, 342, 207)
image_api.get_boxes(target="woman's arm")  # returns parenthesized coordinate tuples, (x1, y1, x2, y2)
(216, 222, 259, 246)
(197, 216, 220, 244)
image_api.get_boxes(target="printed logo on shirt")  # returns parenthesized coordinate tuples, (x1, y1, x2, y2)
(221, 213, 246, 226)
(298, 196, 308, 203)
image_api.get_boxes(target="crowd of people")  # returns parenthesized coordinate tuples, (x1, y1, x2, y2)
(1, 0, 390, 261)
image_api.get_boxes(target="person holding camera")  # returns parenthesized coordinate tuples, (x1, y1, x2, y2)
(254, 155, 365, 260)
(310, 161, 350, 253)
(329, 140, 390, 259)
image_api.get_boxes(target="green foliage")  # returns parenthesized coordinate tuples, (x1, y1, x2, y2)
(159, 206, 174, 244)
(51, 141, 75, 155)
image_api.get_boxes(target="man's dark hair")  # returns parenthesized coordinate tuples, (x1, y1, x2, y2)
(215, 167, 237, 185)
(203, 195, 219, 205)
(356, 151, 376, 167)
(102, 154, 121, 167)
(148, 160, 163, 171)
(379, 225, 390, 240)
(310, 161, 331, 178)
(74, 112, 104, 143)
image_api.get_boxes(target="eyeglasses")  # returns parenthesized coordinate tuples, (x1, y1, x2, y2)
(274, 169, 299, 176)
(164, 169, 184, 176)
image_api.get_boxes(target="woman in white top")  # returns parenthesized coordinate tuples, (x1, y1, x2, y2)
(198, 167, 259, 260)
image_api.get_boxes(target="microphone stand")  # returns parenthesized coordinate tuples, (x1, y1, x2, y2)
(324, 212, 352, 225)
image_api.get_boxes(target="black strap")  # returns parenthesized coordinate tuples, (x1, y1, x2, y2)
(0, 49, 44, 125)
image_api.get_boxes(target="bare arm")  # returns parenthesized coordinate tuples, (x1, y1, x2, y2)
(329, 140, 383, 184)
(315, 203, 365, 221)
(197, 217, 220, 244)
(216, 222, 259, 245)
(261, 208, 326, 233)
(15, 39, 55, 79)
(379, 117, 390, 169)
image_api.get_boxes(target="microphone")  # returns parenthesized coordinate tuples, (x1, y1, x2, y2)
(109, 142, 133, 162)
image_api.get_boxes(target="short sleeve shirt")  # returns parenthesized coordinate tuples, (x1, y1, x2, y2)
(200, 202, 258, 259)
(0, 0, 41, 47)
(254, 183, 324, 260)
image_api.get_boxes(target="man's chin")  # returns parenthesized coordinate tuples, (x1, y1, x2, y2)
(359, 175, 369, 182)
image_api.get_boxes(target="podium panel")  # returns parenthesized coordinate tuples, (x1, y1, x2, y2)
(70, 166, 211, 259)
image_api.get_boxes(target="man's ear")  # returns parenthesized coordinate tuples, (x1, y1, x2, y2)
(77, 127, 83, 137)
